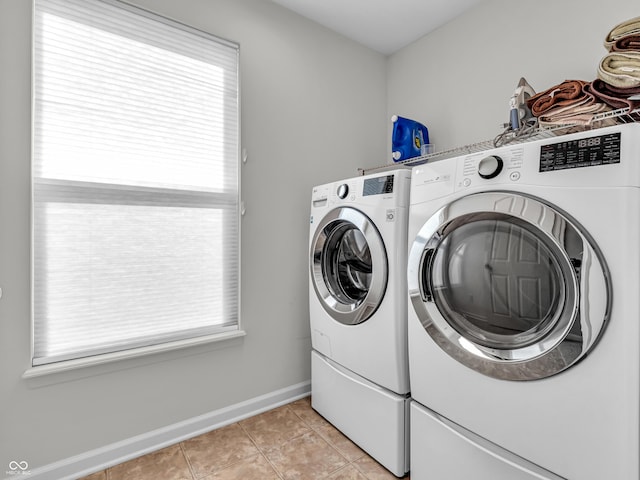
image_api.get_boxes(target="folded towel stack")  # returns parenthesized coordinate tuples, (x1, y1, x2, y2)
(526, 16, 640, 128)
(594, 16, 640, 109)
(526, 79, 612, 127)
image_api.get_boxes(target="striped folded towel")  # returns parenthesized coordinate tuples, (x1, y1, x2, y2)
(537, 85, 613, 127)
(587, 78, 640, 110)
(597, 51, 640, 88)
(605, 16, 640, 51)
(612, 34, 640, 52)
(538, 101, 613, 128)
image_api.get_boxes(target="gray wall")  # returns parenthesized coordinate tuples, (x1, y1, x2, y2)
(0, 0, 386, 471)
(387, 0, 640, 153)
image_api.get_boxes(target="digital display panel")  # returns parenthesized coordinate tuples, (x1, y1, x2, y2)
(363, 174, 395, 196)
(539, 132, 621, 172)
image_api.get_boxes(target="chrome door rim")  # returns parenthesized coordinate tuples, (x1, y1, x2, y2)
(311, 207, 387, 325)
(408, 191, 611, 380)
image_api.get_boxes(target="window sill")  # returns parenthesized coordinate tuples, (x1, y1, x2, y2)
(23, 329, 247, 379)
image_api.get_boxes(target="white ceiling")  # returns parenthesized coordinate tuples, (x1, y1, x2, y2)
(269, 0, 484, 55)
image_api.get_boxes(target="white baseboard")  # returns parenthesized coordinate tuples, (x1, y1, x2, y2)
(15, 381, 311, 480)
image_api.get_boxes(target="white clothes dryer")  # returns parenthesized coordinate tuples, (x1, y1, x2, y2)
(406, 123, 640, 480)
(309, 169, 411, 477)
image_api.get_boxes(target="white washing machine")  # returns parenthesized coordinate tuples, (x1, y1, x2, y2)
(406, 123, 640, 480)
(309, 169, 411, 477)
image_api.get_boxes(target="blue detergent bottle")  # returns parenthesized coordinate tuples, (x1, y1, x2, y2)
(391, 115, 430, 162)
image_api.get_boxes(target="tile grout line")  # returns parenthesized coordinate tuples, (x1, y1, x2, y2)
(178, 442, 198, 480)
(239, 401, 349, 480)
(288, 400, 368, 480)
(236, 419, 286, 480)
(182, 422, 284, 480)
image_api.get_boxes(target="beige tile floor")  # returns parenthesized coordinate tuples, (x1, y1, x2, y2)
(79, 396, 409, 480)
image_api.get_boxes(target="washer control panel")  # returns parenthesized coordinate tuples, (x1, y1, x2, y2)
(333, 173, 396, 201)
(363, 174, 395, 196)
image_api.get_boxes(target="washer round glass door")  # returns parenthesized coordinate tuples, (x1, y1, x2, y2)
(311, 207, 387, 325)
(408, 192, 611, 380)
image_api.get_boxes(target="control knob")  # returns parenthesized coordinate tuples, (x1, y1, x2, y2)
(337, 183, 349, 199)
(478, 155, 504, 179)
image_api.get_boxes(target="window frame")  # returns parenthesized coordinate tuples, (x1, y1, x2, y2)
(28, 0, 243, 376)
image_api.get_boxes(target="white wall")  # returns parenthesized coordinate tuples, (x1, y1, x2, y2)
(388, 0, 640, 153)
(0, 0, 386, 472)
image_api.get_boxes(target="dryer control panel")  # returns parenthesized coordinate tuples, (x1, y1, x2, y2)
(410, 124, 640, 202)
(539, 131, 621, 172)
(459, 145, 525, 188)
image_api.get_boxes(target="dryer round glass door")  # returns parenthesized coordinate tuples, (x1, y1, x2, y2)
(407, 192, 611, 380)
(311, 207, 387, 325)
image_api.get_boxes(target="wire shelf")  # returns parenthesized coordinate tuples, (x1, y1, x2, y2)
(359, 107, 640, 176)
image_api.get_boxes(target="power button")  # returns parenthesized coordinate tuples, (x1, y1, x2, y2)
(509, 171, 521, 181)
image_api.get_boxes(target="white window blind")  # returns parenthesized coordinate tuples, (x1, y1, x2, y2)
(32, 0, 240, 366)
